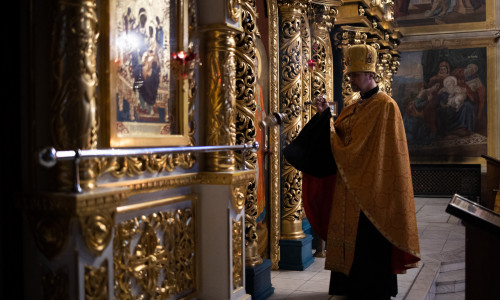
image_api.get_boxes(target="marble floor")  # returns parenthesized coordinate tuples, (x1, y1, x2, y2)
(267, 197, 466, 300)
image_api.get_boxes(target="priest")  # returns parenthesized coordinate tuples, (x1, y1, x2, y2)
(284, 43, 420, 300)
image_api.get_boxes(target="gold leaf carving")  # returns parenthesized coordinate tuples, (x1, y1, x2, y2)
(113, 208, 195, 298)
(232, 219, 244, 290)
(85, 261, 108, 300)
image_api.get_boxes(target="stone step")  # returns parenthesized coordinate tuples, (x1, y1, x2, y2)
(426, 247, 465, 273)
(434, 292, 465, 300)
(436, 269, 465, 294)
(404, 259, 440, 300)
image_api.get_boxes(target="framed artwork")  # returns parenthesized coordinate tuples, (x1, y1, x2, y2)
(394, 0, 496, 35)
(103, 0, 190, 147)
(392, 38, 498, 163)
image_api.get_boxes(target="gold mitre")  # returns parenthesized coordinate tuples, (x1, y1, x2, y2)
(344, 44, 378, 74)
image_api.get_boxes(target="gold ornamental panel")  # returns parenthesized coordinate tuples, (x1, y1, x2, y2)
(114, 204, 196, 299)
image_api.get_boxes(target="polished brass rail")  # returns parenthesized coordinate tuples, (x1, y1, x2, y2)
(38, 142, 259, 193)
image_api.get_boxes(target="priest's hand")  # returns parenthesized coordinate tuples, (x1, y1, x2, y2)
(315, 94, 329, 114)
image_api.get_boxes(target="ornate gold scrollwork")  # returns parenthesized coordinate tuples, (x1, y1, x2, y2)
(310, 4, 336, 104)
(85, 261, 108, 300)
(228, 0, 241, 23)
(113, 208, 195, 299)
(232, 218, 244, 291)
(301, 10, 312, 124)
(234, 0, 263, 267)
(80, 213, 114, 255)
(278, 0, 307, 240)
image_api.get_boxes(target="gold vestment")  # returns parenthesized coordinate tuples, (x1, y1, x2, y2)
(325, 91, 421, 275)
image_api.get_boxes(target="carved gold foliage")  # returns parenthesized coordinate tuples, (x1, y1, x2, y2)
(232, 219, 244, 290)
(235, 0, 262, 266)
(235, 0, 258, 168)
(228, 0, 241, 23)
(85, 261, 108, 300)
(310, 4, 335, 105)
(80, 213, 114, 255)
(113, 208, 195, 299)
(279, 2, 306, 237)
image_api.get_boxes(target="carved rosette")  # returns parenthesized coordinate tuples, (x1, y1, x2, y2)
(113, 208, 195, 299)
(232, 183, 247, 214)
(50, 0, 99, 191)
(80, 213, 114, 256)
(203, 27, 238, 171)
(84, 261, 108, 300)
(23, 188, 127, 260)
(234, 0, 263, 267)
(278, 1, 307, 240)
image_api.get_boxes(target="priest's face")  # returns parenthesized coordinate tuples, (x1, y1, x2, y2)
(349, 72, 375, 94)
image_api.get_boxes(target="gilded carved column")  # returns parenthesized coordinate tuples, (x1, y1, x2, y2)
(50, 0, 99, 191)
(310, 4, 336, 105)
(278, 0, 307, 240)
(234, 0, 262, 267)
(203, 27, 238, 171)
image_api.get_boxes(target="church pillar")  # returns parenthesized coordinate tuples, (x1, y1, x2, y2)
(277, 0, 313, 271)
(202, 26, 239, 171)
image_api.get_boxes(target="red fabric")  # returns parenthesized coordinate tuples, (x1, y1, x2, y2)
(392, 246, 420, 274)
(302, 173, 336, 241)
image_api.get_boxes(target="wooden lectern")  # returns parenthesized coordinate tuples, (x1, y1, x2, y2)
(446, 194, 500, 299)
(481, 155, 500, 211)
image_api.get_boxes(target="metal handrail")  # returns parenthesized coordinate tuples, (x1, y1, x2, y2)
(38, 142, 259, 193)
